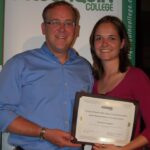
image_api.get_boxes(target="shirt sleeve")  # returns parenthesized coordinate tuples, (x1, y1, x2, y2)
(131, 68, 150, 142)
(0, 57, 22, 131)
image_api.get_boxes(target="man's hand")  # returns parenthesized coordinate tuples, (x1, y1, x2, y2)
(44, 129, 81, 148)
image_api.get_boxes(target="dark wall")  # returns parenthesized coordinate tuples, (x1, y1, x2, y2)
(136, 0, 150, 77)
(136, 1, 150, 148)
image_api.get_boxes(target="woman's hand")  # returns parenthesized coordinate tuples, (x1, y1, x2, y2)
(92, 143, 122, 150)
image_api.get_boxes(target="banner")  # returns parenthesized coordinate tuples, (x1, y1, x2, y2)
(2, 1, 136, 150)
(0, 0, 4, 71)
(4, 0, 136, 65)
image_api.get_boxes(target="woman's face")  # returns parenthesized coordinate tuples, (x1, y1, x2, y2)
(94, 22, 124, 62)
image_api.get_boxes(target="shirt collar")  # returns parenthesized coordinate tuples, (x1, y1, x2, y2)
(41, 43, 78, 63)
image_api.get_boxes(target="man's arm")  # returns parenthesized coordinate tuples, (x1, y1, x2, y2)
(7, 116, 81, 148)
(7, 116, 41, 137)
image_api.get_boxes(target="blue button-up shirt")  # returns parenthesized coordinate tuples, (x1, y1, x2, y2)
(0, 43, 93, 150)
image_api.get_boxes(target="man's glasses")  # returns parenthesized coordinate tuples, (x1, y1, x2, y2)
(44, 19, 76, 28)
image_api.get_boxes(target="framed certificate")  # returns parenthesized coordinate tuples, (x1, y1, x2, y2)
(72, 92, 138, 146)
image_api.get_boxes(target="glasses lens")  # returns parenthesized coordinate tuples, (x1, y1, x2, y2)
(45, 19, 75, 28)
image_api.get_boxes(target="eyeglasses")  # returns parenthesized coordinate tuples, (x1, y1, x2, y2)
(44, 19, 76, 28)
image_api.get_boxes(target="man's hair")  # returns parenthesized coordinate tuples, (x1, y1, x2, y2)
(42, 1, 80, 25)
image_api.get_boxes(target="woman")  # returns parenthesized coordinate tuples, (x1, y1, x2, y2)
(90, 15, 150, 150)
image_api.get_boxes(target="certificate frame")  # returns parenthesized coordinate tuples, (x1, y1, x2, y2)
(71, 92, 138, 146)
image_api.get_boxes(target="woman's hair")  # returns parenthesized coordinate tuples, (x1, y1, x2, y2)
(42, 1, 80, 25)
(90, 15, 131, 79)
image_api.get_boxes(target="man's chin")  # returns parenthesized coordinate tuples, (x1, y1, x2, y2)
(55, 47, 69, 53)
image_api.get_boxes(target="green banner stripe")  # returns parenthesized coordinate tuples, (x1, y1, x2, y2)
(0, 0, 4, 65)
(122, 0, 136, 65)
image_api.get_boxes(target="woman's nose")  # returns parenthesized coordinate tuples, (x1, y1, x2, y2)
(102, 38, 109, 46)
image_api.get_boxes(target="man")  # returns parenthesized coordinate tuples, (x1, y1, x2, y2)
(0, 1, 93, 150)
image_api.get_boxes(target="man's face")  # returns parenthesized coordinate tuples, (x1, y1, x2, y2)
(41, 5, 78, 55)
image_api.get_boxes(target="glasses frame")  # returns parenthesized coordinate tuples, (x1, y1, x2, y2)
(44, 19, 76, 28)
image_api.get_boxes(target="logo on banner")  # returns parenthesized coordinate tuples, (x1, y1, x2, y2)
(76, 0, 114, 11)
(23, 0, 114, 11)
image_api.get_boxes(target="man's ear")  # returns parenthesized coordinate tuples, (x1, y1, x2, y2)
(41, 22, 46, 35)
(75, 24, 80, 37)
(71, 25, 80, 47)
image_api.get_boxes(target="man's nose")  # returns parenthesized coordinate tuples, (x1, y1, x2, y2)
(59, 22, 66, 30)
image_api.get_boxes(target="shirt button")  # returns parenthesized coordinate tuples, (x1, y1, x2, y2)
(64, 82, 68, 86)
(65, 121, 69, 125)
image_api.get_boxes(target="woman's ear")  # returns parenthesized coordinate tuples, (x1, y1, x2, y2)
(121, 39, 125, 49)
